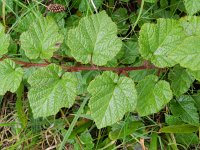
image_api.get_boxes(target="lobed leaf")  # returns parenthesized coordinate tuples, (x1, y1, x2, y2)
(139, 18, 186, 68)
(28, 64, 78, 118)
(20, 16, 63, 59)
(88, 71, 137, 128)
(168, 65, 194, 96)
(0, 23, 10, 55)
(0, 59, 23, 95)
(136, 75, 172, 116)
(170, 96, 199, 126)
(180, 16, 200, 36)
(189, 69, 200, 82)
(15, 12, 42, 33)
(168, 36, 200, 71)
(67, 11, 122, 66)
(183, 0, 200, 15)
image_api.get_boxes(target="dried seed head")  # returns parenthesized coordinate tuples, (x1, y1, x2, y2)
(47, 4, 65, 13)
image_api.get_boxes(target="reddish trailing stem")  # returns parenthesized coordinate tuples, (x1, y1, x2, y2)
(0, 57, 157, 72)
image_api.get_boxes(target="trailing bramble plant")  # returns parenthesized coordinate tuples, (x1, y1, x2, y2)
(1, 0, 200, 149)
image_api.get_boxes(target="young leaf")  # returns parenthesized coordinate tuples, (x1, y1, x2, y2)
(170, 96, 199, 126)
(160, 124, 198, 133)
(139, 18, 186, 68)
(183, 0, 200, 15)
(20, 16, 64, 59)
(136, 75, 172, 116)
(67, 11, 122, 66)
(168, 65, 194, 96)
(88, 71, 137, 128)
(0, 23, 10, 55)
(168, 36, 200, 71)
(28, 64, 78, 118)
(0, 59, 23, 95)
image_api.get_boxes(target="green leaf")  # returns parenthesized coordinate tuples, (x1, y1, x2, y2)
(192, 93, 200, 112)
(20, 16, 64, 59)
(88, 71, 137, 128)
(145, 0, 156, 3)
(0, 59, 23, 95)
(111, 8, 129, 35)
(188, 69, 200, 82)
(0, 23, 10, 55)
(67, 11, 122, 66)
(183, 0, 200, 15)
(109, 121, 143, 140)
(149, 133, 158, 150)
(129, 60, 157, 82)
(0, 96, 3, 108)
(120, 40, 139, 64)
(60, 28, 72, 57)
(8, 38, 17, 54)
(170, 96, 199, 126)
(69, 121, 92, 139)
(0, 0, 13, 15)
(79, 130, 94, 150)
(16, 84, 27, 128)
(175, 133, 199, 147)
(79, 0, 103, 12)
(136, 75, 172, 116)
(47, 12, 66, 29)
(160, 124, 198, 133)
(121, 0, 129, 2)
(28, 64, 78, 118)
(180, 16, 200, 36)
(15, 12, 41, 33)
(129, 69, 156, 82)
(160, 0, 168, 8)
(139, 18, 186, 68)
(165, 114, 185, 125)
(168, 36, 200, 71)
(168, 65, 194, 96)
(170, 0, 186, 13)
